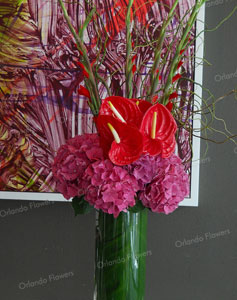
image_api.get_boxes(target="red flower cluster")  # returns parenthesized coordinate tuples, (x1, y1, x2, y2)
(95, 96, 177, 166)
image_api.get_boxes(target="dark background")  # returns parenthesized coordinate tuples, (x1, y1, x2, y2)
(1, 2, 237, 300)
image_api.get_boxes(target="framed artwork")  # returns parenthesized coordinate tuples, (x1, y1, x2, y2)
(0, 0, 205, 206)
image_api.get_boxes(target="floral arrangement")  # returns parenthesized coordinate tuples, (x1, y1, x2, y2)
(46, 1, 237, 299)
(0, 1, 236, 299)
(52, 96, 189, 217)
(51, 0, 235, 219)
(51, 0, 197, 218)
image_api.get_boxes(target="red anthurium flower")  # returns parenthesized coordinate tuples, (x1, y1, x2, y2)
(132, 65, 136, 74)
(130, 98, 152, 115)
(169, 91, 178, 100)
(140, 103, 177, 157)
(99, 96, 143, 127)
(177, 61, 183, 69)
(161, 135, 176, 158)
(76, 61, 89, 78)
(78, 85, 90, 99)
(94, 115, 112, 156)
(95, 115, 143, 165)
(142, 134, 162, 156)
(91, 59, 96, 67)
(156, 69, 162, 80)
(166, 102, 173, 111)
(172, 73, 181, 83)
(132, 54, 137, 62)
(152, 95, 158, 104)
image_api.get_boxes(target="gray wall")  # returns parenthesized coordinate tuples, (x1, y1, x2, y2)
(1, 2, 237, 300)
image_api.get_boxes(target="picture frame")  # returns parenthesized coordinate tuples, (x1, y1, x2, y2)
(0, 1, 205, 206)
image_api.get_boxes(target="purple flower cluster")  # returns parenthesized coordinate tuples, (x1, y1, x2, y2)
(52, 134, 139, 217)
(52, 134, 189, 217)
(125, 154, 158, 190)
(139, 154, 190, 214)
(52, 134, 103, 199)
(83, 160, 139, 218)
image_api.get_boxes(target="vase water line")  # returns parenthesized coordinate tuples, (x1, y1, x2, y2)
(94, 210, 148, 300)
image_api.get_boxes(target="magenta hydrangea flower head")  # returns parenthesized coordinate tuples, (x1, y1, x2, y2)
(52, 134, 103, 199)
(83, 159, 139, 217)
(125, 154, 159, 190)
(140, 154, 189, 214)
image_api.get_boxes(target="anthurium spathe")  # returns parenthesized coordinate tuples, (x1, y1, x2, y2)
(130, 98, 152, 116)
(140, 103, 177, 157)
(99, 96, 143, 127)
(95, 115, 143, 166)
(96, 96, 177, 163)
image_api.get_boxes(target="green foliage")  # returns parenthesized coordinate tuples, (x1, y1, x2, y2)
(128, 199, 146, 213)
(71, 196, 93, 216)
(95, 210, 148, 299)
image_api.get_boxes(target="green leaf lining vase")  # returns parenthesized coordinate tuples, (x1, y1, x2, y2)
(94, 209, 147, 300)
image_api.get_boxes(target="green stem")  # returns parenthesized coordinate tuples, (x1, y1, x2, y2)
(162, 0, 206, 105)
(96, 74, 112, 96)
(58, 0, 101, 114)
(125, 0, 134, 98)
(148, 0, 180, 100)
(94, 210, 148, 300)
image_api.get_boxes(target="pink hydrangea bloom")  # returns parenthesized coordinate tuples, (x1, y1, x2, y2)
(125, 154, 158, 190)
(83, 160, 139, 217)
(52, 134, 103, 199)
(140, 154, 189, 214)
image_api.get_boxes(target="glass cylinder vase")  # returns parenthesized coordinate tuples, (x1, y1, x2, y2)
(94, 209, 147, 300)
